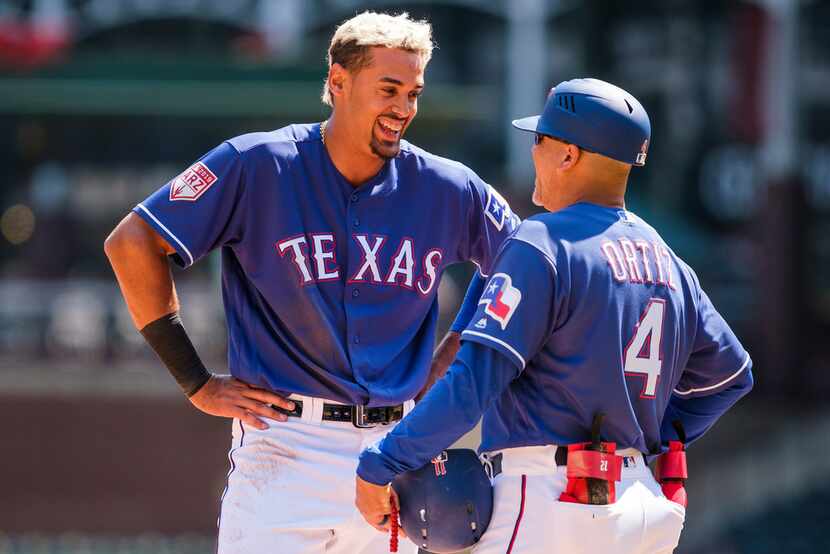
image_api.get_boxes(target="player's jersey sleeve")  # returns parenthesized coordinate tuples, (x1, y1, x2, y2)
(460, 238, 557, 369)
(674, 288, 752, 398)
(461, 175, 520, 276)
(132, 141, 245, 268)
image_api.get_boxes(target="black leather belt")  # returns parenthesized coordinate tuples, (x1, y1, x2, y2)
(276, 399, 405, 428)
(485, 448, 646, 478)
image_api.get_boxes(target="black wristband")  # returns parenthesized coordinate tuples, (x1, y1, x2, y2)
(140, 312, 212, 397)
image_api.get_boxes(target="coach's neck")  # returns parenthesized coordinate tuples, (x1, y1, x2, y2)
(543, 153, 631, 212)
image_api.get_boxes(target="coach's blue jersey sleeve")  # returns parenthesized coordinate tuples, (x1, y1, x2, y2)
(449, 271, 487, 333)
(675, 288, 752, 398)
(460, 238, 558, 370)
(461, 176, 519, 276)
(133, 141, 245, 268)
(661, 367, 753, 447)
(357, 341, 520, 485)
(661, 286, 754, 446)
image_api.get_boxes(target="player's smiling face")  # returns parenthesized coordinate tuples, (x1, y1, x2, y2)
(343, 47, 425, 159)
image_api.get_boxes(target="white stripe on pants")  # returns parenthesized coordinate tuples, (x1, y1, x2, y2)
(474, 445, 686, 554)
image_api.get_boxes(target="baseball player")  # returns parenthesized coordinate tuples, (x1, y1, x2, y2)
(103, 12, 517, 554)
(355, 78, 754, 554)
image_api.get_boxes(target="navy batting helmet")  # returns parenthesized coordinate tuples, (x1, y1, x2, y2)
(512, 78, 651, 166)
(392, 449, 493, 553)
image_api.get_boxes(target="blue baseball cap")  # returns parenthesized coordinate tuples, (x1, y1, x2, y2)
(513, 78, 651, 166)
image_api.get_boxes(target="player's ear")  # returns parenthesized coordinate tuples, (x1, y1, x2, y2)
(328, 63, 348, 101)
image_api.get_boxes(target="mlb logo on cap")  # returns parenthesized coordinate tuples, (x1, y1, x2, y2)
(479, 273, 522, 329)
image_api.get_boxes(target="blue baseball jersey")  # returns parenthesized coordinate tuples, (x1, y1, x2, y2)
(133, 123, 518, 406)
(358, 202, 753, 485)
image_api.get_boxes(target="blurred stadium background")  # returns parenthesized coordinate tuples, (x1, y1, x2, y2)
(1, 0, 828, 552)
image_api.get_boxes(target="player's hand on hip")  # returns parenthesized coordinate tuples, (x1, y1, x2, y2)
(355, 476, 406, 536)
(188, 374, 295, 430)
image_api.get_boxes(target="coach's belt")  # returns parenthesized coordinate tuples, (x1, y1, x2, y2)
(278, 399, 405, 428)
(483, 448, 646, 478)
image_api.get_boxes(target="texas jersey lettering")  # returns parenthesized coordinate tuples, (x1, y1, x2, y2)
(133, 123, 518, 406)
(276, 233, 443, 295)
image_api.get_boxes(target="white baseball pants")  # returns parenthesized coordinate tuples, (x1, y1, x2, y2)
(475, 445, 685, 554)
(216, 395, 417, 554)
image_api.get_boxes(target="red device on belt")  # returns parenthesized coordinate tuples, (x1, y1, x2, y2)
(559, 413, 623, 505)
(656, 421, 688, 508)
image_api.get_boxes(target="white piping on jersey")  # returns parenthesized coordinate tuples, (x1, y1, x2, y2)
(136, 203, 195, 267)
(461, 330, 526, 368)
(471, 259, 489, 278)
(673, 353, 751, 396)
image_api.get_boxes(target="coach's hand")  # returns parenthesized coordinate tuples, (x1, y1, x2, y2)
(355, 476, 405, 536)
(189, 374, 295, 430)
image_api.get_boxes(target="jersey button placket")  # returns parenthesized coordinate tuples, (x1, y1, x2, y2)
(346, 190, 366, 375)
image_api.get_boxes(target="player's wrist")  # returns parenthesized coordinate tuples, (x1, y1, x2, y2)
(139, 312, 213, 397)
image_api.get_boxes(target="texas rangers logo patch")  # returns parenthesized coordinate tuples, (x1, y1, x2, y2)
(479, 273, 522, 329)
(169, 162, 218, 201)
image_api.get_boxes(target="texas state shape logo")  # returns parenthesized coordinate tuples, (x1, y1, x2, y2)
(478, 273, 522, 330)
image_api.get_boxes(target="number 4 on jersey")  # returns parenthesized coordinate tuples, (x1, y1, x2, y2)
(624, 299, 665, 398)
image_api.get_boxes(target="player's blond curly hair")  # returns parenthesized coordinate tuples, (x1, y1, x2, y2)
(321, 11, 434, 106)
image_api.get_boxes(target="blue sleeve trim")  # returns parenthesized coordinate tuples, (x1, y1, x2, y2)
(357, 442, 400, 485)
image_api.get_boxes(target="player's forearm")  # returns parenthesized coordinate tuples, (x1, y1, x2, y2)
(416, 331, 461, 402)
(413, 272, 485, 402)
(104, 213, 179, 329)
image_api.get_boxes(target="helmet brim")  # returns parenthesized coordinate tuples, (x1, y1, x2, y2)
(511, 116, 540, 133)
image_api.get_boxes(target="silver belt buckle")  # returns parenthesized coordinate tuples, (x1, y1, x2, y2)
(352, 404, 376, 428)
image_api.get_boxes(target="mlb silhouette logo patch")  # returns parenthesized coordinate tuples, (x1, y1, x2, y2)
(169, 162, 218, 201)
(479, 273, 522, 329)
